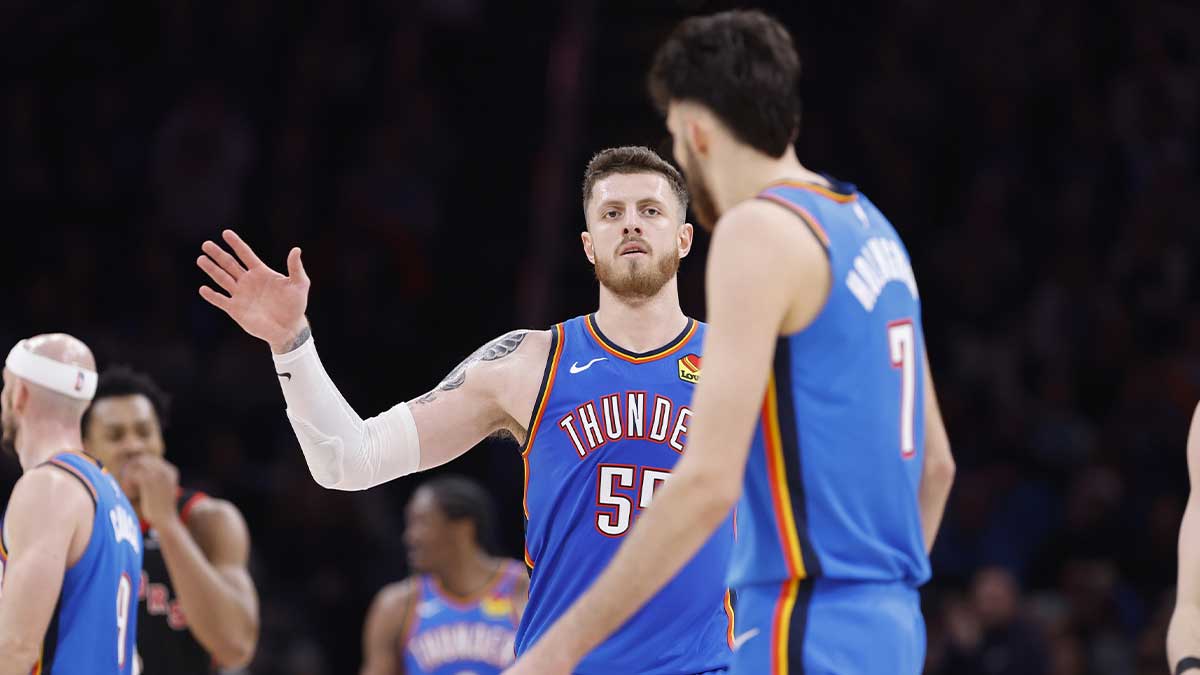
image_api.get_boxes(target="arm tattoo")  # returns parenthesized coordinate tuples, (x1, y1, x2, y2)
(286, 326, 312, 352)
(415, 330, 528, 404)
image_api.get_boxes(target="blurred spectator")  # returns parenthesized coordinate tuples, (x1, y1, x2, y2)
(937, 567, 1049, 675)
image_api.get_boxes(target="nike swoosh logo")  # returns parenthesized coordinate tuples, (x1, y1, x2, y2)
(277, 372, 292, 381)
(569, 358, 607, 374)
(731, 628, 760, 651)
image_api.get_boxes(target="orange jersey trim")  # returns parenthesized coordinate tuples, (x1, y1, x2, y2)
(56, 449, 102, 468)
(521, 324, 565, 521)
(756, 193, 831, 250)
(46, 459, 98, 504)
(762, 376, 806, 579)
(523, 545, 535, 570)
(584, 315, 697, 364)
(770, 580, 799, 674)
(767, 180, 858, 204)
(724, 590, 736, 649)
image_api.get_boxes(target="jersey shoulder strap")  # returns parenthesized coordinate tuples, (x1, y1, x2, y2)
(175, 487, 210, 525)
(40, 451, 101, 509)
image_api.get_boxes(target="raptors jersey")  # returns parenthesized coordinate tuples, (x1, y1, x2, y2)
(136, 488, 214, 674)
(0, 451, 142, 674)
(517, 315, 734, 674)
(732, 179, 931, 592)
(403, 561, 524, 675)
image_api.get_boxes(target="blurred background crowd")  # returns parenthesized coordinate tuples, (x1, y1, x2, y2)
(2, 0, 1198, 673)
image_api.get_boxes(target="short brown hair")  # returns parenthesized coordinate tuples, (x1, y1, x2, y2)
(649, 10, 801, 158)
(581, 146, 688, 218)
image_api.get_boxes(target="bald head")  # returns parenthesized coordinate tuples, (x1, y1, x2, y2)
(2, 333, 96, 434)
(21, 333, 96, 372)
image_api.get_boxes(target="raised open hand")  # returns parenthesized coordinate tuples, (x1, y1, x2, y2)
(197, 229, 311, 353)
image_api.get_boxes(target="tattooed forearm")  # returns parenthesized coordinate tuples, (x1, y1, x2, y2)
(287, 326, 312, 352)
(271, 324, 312, 355)
(415, 330, 528, 404)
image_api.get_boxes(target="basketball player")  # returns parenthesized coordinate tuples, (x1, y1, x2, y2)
(1168, 403, 1200, 674)
(362, 475, 528, 675)
(82, 366, 259, 674)
(196, 145, 735, 673)
(507, 10, 956, 675)
(0, 334, 142, 674)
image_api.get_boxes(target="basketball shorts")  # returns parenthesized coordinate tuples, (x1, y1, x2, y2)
(729, 578, 924, 674)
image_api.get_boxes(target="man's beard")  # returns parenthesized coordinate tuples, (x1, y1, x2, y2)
(684, 144, 720, 232)
(594, 244, 680, 300)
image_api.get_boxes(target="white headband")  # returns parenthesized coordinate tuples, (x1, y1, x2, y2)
(4, 340, 98, 401)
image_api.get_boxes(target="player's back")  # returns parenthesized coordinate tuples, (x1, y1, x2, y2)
(728, 180, 931, 675)
(403, 561, 525, 675)
(518, 315, 733, 674)
(733, 179, 930, 590)
(0, 451, 143, 674)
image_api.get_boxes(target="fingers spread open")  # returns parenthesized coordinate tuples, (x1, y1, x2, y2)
(198, 285, 233, 313)
(197, 255, 238, 293)
(202, 240, 247, 280)
(222, 229, 265, 269)
(286, 247, 309, 284)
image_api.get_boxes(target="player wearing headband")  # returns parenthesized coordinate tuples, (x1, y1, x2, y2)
(0, 334, 143, 674)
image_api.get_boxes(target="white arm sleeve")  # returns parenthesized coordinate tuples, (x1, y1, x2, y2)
(271, 337, 421, 490)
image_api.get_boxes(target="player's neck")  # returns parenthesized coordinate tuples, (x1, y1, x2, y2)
(594, 284, 688, 353)
(15, 420, 84, 471)
(437, 551, 499, 598)
(712, 146, 823, 214)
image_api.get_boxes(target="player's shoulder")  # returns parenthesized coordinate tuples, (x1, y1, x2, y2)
(184, 494, 245, 531)
(19, 461, 96, 501)
(8, 464, 95, 520)
(372, 576, 422, 613)
(711, 199, 826, 272)
(472, 328, 553, 386)
(183, 493, 252, 556)
(512, 328, 553, 360)
(718, 197, 822, 243)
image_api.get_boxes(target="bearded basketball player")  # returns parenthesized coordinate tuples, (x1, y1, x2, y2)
(198, 146, 735, 674)
(509, 11, 956, 675)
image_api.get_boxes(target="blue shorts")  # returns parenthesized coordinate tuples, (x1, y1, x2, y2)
(730, 579, 924, 675)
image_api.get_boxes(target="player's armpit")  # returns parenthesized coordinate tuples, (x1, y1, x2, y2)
(917, 352, 955, 552)
(408, 328, 552, 471)
(0, 469, 92, 674)
(361, 579, 417, 675)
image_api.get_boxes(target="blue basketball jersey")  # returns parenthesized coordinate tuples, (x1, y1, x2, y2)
(730, 180, 931, 591)
(517, 314, 734, 674)
(403, 561, 524, 675)
(0, 451, 143, 674)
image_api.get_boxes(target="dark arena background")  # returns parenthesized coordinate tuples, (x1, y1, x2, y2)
(2, 1, 1198, 673)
